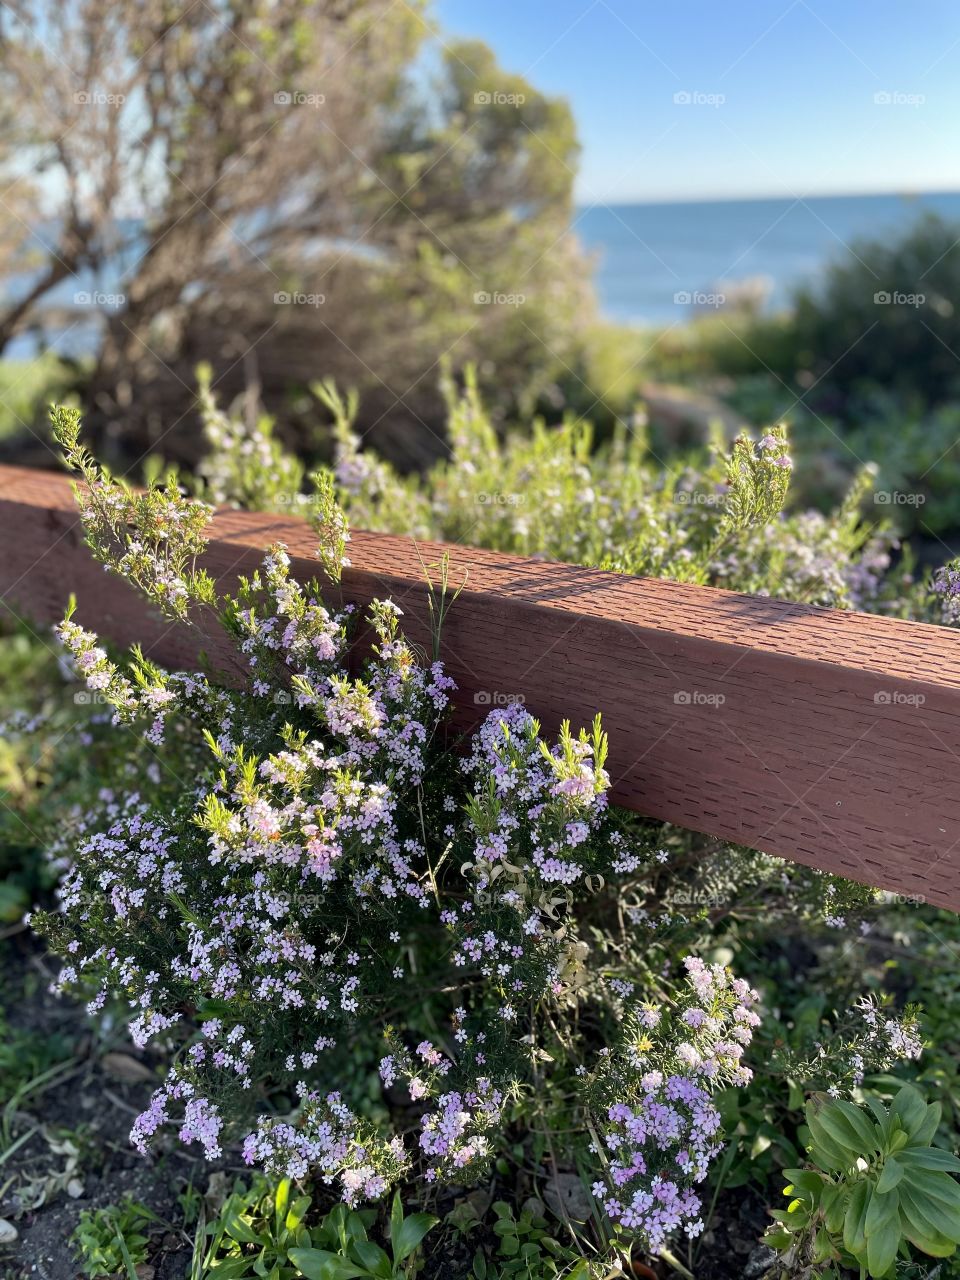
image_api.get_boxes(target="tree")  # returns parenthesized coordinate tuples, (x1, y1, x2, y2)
(0, 1, 593, 466)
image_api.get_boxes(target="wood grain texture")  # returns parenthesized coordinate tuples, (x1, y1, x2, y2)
(2, 463, 960, 909)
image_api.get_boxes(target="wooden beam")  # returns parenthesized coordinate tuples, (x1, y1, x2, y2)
(2, 463, 960, 909)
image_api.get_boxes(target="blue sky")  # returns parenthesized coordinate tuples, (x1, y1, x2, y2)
(435, 0, 960, 203)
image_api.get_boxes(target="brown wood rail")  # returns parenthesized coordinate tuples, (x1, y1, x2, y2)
(2, 463, 960, 909)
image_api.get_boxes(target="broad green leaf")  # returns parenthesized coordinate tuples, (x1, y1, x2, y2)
(807, 1099, 868, 1157)
(865, 1187, 898, 1239)
(905, 1168, 960, 1211)
(807, 1121, 857, 1173)
(288, 1248, 367, 1280)
(865, 1096, 893, 1145)
(821, 1182, 845, 1234)
(896, 1147, 960, 1173)
(833, 1101, 882, 1154)
(866, 1211, 900, 1277)
(876, 1157, 904, 1193)
(351, 1239, 391, 1277)
(899, 1220, 958, 1259)
(222, 1204, 266, 1246)
(205, 1258, 253, 1278)
(812, 1226, 837, 1263)
(392, 1212, 438, 1264)
(274, 1178, 290, 1233)
(389, 1192, 403, 1257)
(899, 1181, 960, 1246)
(891, 1086, 927, 1139)
(910, 1102, 943, 1149)
(843, 1180, 870, 1255)
(783, 1168, 824, 1195)
(287, 1195, 312, 1233)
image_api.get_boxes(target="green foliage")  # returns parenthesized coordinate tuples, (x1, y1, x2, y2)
(0, 353, 79, 442)
(766, 1085, 960, 1277)
(310, 367, 905, 613)
(193, 1176, 315, 1278)
(790, 213, 960, 409)
(289, 1192, 437, 1279)
(717, 425, 791, 537)
(51, 404, 217, 622)
(472, 1202, 593, 1280)
(71, 1196, 157, 1278)
(195, 364, 304, 511)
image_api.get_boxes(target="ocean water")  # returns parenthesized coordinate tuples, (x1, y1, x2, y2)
(8, 192, 960, 359)
(576, 191, 960, 327)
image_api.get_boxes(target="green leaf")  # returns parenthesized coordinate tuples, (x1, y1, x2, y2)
(904, 1168, 960, 1212)
(899, 1219, 958, 1260)
(392, 1212, 438, 1264)
(287, 1195, 312, 1233)
(806, 1110, 858, 1170)
(222, 1203, 266, 1246)
(891, 1086, 927, 1139)
(896, 1147, 960, 1173)
(876, 1158, 904, 1194)
(865, 1211, 900, 1277)
(783, 1168, 824, 1196)
(274, 1178, 291, 1234)
(821, 1182, 845, 1234)
(865, 1187, 898, 1239)
(910, 1102, 942, 1149)
(865, 1096, 893, 1145)
(843, 1180, 870, 1256)
(389, 1192, 404, 1256)
(288, 1248, 367, 1280)
(351, 1240, 391, 1277)
(899, 1181, 960, 1246)
(833, 1101, 882, 1155)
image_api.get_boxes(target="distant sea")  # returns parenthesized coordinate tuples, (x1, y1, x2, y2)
(9, 191, 960, 359)
(576, 191, 960, 327)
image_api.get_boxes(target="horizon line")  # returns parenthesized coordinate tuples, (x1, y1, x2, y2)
(573, 186, 960, 208)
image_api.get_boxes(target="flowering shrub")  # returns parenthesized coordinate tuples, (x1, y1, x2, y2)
(316, 369, 916, 614)
(31, 411, 778, 1262)
(23, 394, 944, 1276)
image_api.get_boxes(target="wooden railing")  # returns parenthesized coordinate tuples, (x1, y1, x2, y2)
(2, 463, 960, 910)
